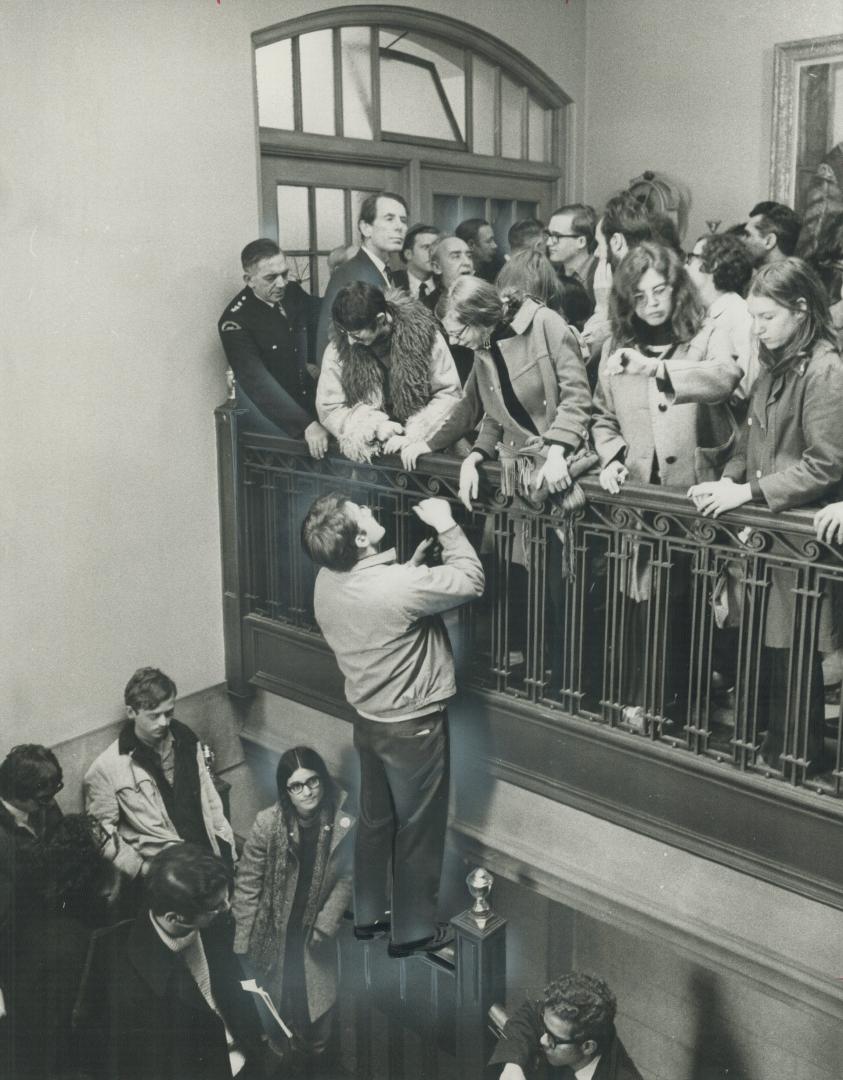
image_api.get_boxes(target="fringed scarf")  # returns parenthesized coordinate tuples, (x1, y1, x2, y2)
(248, 801, 334, 980)
(336, 292, 437, 422)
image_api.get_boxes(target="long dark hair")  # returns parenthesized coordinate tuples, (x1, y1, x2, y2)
(749, 257, 837, 361)
(275, 745, 337, 822)
(610, 241, 704, 347)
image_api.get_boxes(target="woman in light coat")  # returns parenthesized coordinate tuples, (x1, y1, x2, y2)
(592, 241, 741, 729)
(232, 746, 354, 1066)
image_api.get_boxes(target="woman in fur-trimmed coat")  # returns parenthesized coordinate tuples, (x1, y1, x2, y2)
(316, 281, 461, 462)
(232, 747, 354, 1063)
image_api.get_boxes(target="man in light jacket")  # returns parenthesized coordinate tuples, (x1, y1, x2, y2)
(84, 667, 235, 881)
(301, 494, 484, 958)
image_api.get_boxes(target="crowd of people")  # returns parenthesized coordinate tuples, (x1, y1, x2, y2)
(4, 191, 843, 1080)
(0, 661, 640, 1079)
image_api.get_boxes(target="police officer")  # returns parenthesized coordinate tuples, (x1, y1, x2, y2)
(218, 239, 329, 457)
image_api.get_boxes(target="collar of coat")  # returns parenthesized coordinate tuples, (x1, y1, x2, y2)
(505, 297, 543, 336)
(118, 717, 197, 756)
(335, 290, 438, 422)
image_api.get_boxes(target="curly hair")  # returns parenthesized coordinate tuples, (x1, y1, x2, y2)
(610, 241, 704, 347)
(699, 233, 754, 297)
(543, 972, 617, 1051)
(0, 744, 61, 802)
(749, 257, 836, 357)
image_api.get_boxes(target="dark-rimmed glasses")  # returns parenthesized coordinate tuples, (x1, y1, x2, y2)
(542, 1027, 583, 1049)
(287, 776, 322, 796)
(546, 231, 579, 243)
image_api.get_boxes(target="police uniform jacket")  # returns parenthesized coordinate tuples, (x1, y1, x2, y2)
(218, 282, 318, 436)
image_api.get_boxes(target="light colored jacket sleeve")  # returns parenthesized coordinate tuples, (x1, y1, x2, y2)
(232, 809, 271, 954)
(665, 324, 742, 405)
(402, 333, 463, 444)
(591, 338, 628, 467)
(401, 525, 484, 620)
(83, 761, 145, 879)
(539, 308, 592, 448)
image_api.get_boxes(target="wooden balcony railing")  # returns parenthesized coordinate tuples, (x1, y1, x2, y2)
(217, 401, 843, 910)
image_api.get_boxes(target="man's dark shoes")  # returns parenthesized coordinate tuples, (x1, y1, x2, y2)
(387, 923, 454, 958)
(353, 919, 391, 941)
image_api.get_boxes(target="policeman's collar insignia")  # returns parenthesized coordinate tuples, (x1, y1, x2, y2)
(221, 321, 242, 332)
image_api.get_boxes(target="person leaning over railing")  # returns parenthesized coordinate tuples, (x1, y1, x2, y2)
(689, 258, 843, 774)
(592, 241, 741, 730)
(315, 281, 461, 463)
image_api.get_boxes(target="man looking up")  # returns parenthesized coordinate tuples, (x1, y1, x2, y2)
(744, 201, 802, 266)
(84, 667, 235, 881)
(78, 845, 267, 1080)
(218, 239, 328, 456)
(546, 203, 599, 304)
(301, 494, 484, 958)
(456, 217, 504, 283)
(316, 281, 461, 462)
(316, 191, 409, 359)
(399, 224, 440, 300)
(490, 972, 643, 1079)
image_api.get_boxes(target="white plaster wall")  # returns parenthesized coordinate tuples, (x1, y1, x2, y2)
(584, 0, 843, 240)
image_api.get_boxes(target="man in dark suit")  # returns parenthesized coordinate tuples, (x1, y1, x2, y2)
(218, 239, 328, 456)
(315, 191, 409, 362)
(79, 844, 272, 1080)
(490, 972, 643, 1080)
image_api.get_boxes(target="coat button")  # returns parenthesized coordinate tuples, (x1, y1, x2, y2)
(665, 455, 676, 464)
(756, 470, 762, 479)
(658, 403, 667, 412)
(272, 345, 278, 350)
(747, 417, 753, 426)
(542, 399, 547, 406)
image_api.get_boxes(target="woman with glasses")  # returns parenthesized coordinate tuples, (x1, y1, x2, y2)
(592, 241, 740, 729)
(233, 746, 354, 1070)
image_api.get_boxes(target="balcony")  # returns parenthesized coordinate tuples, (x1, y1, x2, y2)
(217, 401, 843, 911)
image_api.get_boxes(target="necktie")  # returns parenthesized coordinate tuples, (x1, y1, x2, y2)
(383, 267, 395, 288)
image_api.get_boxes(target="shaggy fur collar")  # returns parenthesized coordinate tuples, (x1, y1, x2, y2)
(335, 291, 438, 422)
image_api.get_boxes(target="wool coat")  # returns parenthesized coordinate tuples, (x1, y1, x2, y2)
(722, 338, 843, 648)
(592, 321, 741, 488)
(316, 291, 461, 462)
(427, 297, 592, 457)
(232, 795, 354, 1023)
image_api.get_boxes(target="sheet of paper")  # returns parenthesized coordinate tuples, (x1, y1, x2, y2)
(240, 979, 293, 1037)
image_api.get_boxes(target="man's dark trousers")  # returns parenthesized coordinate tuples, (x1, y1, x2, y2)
(352, 709, 449, 946)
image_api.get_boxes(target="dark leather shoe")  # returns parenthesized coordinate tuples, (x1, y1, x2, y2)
(387, 924, 454, 958)
(353, 920, 391, 941)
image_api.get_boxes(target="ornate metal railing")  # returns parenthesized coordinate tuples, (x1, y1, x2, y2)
(216, 403, 843, 908)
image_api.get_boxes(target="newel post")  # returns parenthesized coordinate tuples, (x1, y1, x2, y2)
(453, 867, 507, 1079)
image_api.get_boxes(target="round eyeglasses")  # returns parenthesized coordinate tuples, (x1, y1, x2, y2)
(287, 776, 322, 796)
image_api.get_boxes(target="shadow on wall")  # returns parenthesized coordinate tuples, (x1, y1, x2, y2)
(689, 968, 750, 1080)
